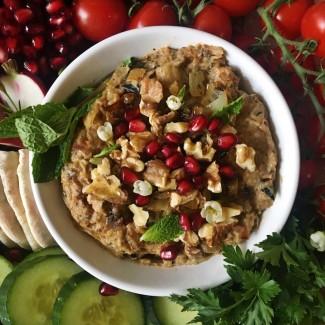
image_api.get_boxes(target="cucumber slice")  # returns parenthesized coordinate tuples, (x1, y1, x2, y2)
(0, 256, 13, 286)
(20, 246, 65, 265)
(53, 271, 145, 325)
(152, 296, 202, 325)
(0, 254, 82, 325)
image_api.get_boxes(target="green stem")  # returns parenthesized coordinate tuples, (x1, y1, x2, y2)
(257, 6, 325, 141)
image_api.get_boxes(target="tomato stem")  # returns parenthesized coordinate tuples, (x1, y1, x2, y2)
(257, 4, 325, 143)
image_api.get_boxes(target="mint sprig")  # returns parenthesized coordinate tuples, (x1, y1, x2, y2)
(213, 96, 243, 123)
(140, 214, 184, 243)
(93, 144, 121, 158)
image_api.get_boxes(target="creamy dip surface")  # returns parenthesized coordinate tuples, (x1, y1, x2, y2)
(61, 44, 277, 266)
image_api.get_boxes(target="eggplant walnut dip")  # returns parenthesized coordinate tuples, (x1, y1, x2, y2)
(61, 44, 278, 266)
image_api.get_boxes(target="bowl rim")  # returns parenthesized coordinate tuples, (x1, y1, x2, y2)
(31, 26, 300, 296)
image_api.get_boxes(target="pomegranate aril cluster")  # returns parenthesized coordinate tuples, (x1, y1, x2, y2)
(0, 0, 91, 87)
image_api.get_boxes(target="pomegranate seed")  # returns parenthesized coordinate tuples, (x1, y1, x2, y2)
(184, 156, 200, 175)
(55, 41, 68, 55)
(179, 213, 191, 231)
(49, 57, 66, 70)
(188, 114, 208, 133)
(113, 121, 128, 138)
(216, 133, 238, 150)
(120, 167, 139, 185)
(160, 245, 178, 261)
(60, 7, 73, 19)
(161, 143, 178, 158)
(24, 60, 38, 74)
(0, 8, 11, 24)
(192, 175, 205, 189)
(165, 132, 182, 144)
(146, 140, 160, 156)
(49, 15, 66, 26)
(46, 0, 64, 14)
(2, 24, 20, 36)
(62, 22, 74, 35)
(177, 179, 193, 194)
(25, 24, 45, 35)
(124, 107, 140, 122)
(14, 8, 33, 24)
(208, 118, 221, 133)
(7, 37, 21, 54)
(0, 45, 9, 64)
(129, 119, 146, 132)
(165, 152, 184, 169)
(31, 35, 44, 50)
(135, 195, 150, 207)
(51, 29, 65, 40)
(39, 56, 49, 75)
(23, 45, 37, 59)
(219, 165, 236, 178)
(191, 212, 204, 232)
(99, 282, 119, 296)
(4, 0, 21, 11)
(67, 33, 82, 46)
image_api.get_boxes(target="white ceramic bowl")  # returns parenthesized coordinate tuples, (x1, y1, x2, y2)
(31, 26, 300, 296)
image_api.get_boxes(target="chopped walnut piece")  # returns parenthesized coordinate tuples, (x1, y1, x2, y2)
(129, 204, 149, 227)
(97, 158, 111, 177)
(143, 159, 170, 188)
(183, 138, 216, 162)
(219, 124, 237, 134)
(140, 77, 163, 104)
(204, 162, 222, 193)
(222, 205, 242, 219)
(164, 122, 189, 134)
(122, 157, 145, 172)
(235, 143, 256, 172)
(170, 167, 187, 181)
(127, 131, 156, 153)
(198, 223, 216, 247)
(182, 231, 200, 246)
(170, 190, 198, 208)
(83, 170, 127, 204)
(146, 198, 170, 211)
(126, 68, 146, 84)
(157, 179, 177, 192)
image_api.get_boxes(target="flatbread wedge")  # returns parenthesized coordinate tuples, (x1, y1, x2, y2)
(17, 149, 55, 248)
(0, 225, 17, 248)
(0, 176, 29, 249)
(0, 151, 40, 251)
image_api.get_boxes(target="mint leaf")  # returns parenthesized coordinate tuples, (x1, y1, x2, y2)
(213, 96, 243, 123)
(93, 144, 121, 158)
(178, 84, 186, 102)
(140, 214, 183, 242)
(64, 86, 95, 107)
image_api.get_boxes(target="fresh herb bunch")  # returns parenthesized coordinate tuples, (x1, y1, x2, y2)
(171, 215, 325, 325)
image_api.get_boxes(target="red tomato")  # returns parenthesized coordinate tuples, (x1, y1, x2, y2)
(169, 0, 201, 8)
(313, 183, 325, 221)
(298, 159, 317, 191)
(191, 4, 232, 41)
(213, 0, 259, 17)
(263, 0, 313, 40)
(72, 0, 128, 42)
(301, 1, 325, 58)
(127, 0, 178, 30)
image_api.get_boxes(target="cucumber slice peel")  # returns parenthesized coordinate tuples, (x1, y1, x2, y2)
(0, 256, 13, 286)
(20, 246, 65, 265)
(0, 254, 82, 325)
(53, 271, 145, 325)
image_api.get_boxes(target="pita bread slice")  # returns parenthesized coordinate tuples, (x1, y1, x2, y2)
(17, 149, 55, 248)
(0, 151, 40, 251)
(0, 225, 17, 248)
(0, 176, 30, 249)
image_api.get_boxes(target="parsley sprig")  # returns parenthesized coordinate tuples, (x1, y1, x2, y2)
(171, 216, 325, 325)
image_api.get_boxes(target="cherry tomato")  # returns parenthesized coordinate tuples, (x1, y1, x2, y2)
(313, 183, 325, 222)
(191, 4, 232, 41)
(127, 0, 178, 30)
(169, 0, 201, 8)
(263, 0, 313, 40)
(72, 0, 128, 42)
(301, 1, 325, 58)
(213, 0, 259, 17)
(298, 159, 317, 191)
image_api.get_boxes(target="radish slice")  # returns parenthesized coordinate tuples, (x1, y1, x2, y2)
(0, 60, 46, 148)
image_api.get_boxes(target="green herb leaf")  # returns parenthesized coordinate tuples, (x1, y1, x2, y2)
(140, 214, 183, 243)
(213, 96, 243, 123)
(122, 57, 134, 67)
(64, 86, 95, 107)
(178, 84, 186, 102)
(93, 144, 121, 158)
